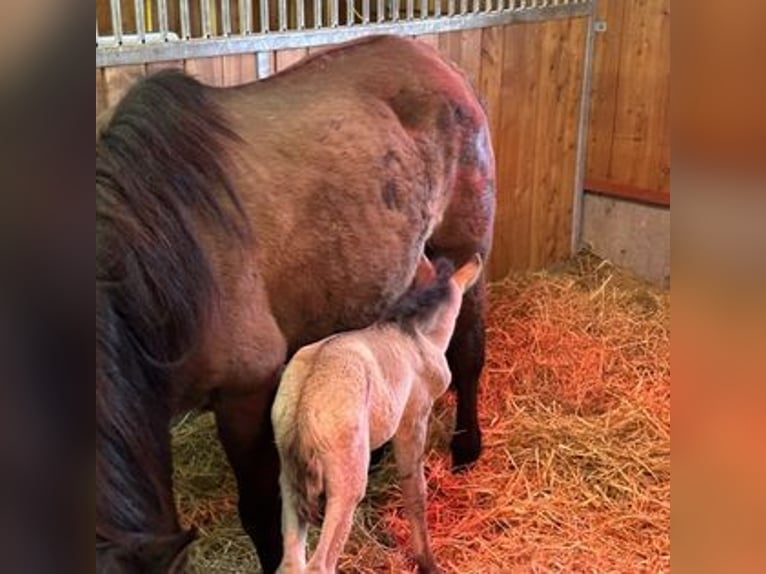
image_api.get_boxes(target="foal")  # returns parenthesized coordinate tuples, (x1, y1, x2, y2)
(272, 254, 483, 573)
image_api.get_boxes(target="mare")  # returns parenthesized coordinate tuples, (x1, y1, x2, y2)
(96, 35, 495, 572)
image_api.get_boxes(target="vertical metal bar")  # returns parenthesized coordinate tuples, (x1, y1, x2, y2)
(260, 0, 270, 32)
(221, 0, 231, 35)
(158, 0, 169, 40)
(135, 0, 146, 41)
(200, 0, 212, 37)
(460, 0, 467, 14)
(315, 0, 323, 27)
(391, 0, 399, 21)
(296, 0, 305, 28)
(257, 52, 272, 78)
(180, 0, 191, 38)
(239, 0, 246, 33)
(279, 0, 288, 30)
(419, 0, 427, 19)
(434, 0, 441, 17)
(362, 0, 370, 23)
(243, 0, 253, 33)
(96, 19, 100, 46)
(571, 0, 598, 254)
(110, 0, 123, 44)
(448, 0, 455, 16)
(330, 0, 338, 26)
(377, 0, 384, 22)
(406, 0, 414, 20)
(347, 0, 355, 25)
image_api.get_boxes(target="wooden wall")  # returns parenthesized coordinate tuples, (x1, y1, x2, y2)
(586, 0, 670, 205)
(96, 20, 588, 280)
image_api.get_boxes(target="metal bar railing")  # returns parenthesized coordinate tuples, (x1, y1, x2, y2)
(200, 0, 212, 37)
(109, 0, 123, 44)
(158, 0, 169, 39)
(315, 0, 323, 28)
(260, 0, 270, 32)
(134, 0, 147, 42)
(297, 0, 305, 29)
(278, 0, 288, 30)
(97, 0, 594, 66)
(329, 0, 339, 27)
(222, 0, 232, 35)
(180, 0, 191, 38)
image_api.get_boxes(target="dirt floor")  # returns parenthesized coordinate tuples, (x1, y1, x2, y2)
(172, 251, 670, 573)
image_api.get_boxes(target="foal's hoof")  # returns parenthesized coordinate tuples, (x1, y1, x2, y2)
(450, 429, 482, 472)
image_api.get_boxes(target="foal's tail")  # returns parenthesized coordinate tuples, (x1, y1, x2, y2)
(282, 425, 326, 526)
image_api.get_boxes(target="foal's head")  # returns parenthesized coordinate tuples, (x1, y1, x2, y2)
(414, 254, 483, 351)
(383, 254, 483, 351)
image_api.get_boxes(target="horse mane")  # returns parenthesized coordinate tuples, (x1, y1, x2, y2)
(96, 70, 245, 543)
(381, 257, 455, 331)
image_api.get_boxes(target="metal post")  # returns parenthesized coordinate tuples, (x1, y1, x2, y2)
(297, 0, 306, 28)
(362, 0, 370, 23)
(135, 0, 146, 42)
(201, 0, 212, 37)
(261, 0, 270, 32)
(257, 51, 272, 77)
(110, 0, 123, 44)
(180, 0, 191, 38)
(279, 0, 288, 30)
(330, 0, 339, 26)
(158, 0, 169, 40)
(222, 0, 232, 35)
(315, 0, 323, 27)
(571, 0, 598, 254)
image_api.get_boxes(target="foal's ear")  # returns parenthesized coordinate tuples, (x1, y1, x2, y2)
(413, 254, 436, 286)
(453, 254, 483, 293)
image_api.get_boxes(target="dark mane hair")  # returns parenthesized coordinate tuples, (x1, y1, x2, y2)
(96, 71, 245, 547)
(381, 257, 455, 331)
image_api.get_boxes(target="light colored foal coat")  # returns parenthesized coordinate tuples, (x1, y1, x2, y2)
(272, 255, 482, 574)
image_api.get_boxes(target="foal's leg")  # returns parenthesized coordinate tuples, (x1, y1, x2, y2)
(306, 444, 369, 574)
(278, 472, 307, 573)
(215, 380, 284, 574)
(392, 408, 439, 574)
(446, 278, 487, 469)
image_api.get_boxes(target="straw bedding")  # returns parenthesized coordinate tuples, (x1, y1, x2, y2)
(173, 250, 670, 573)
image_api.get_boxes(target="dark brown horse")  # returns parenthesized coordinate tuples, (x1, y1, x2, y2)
(96, 35, 495, 572)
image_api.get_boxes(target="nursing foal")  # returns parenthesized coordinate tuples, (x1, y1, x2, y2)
(272, 254, 482, 573)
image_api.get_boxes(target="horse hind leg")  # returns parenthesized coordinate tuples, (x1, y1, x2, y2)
(306, 448, 368, 573)
(445, 279, 486, 470)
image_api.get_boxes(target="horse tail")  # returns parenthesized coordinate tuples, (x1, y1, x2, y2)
(282, 424, 326, 526)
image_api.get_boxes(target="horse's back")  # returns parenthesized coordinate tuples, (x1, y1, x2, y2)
(210, 37, 492, 347)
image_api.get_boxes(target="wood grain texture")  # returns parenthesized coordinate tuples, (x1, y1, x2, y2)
(185, 56, 224, 86)
(103, 64, 145, 109)
(222, 54, 257, 86)
(275, 48, 309, 72)
(586, 0, 670, 200)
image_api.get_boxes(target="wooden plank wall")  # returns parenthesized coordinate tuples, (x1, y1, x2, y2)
(96, 20, 587, 280)
(586, 0, 670, 205)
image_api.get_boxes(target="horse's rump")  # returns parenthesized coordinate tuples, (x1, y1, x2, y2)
(213, 35, 495, 350)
